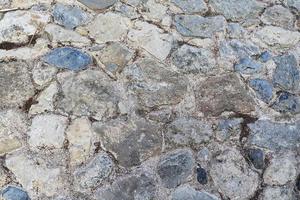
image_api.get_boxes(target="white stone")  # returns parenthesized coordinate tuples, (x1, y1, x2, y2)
(143, 0, 168, 22)
(45, 24, 91, 47)
(32, 62, 58, 87)
(128, 21, 173, 60)
(86, 12, 131, 44)
(28, 114, 68, 150)
(66, 117, 94, 166)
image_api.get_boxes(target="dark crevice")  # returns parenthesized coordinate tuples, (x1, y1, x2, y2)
(0, 34, 39, 50)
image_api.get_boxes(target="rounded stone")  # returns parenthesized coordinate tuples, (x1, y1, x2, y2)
(2, 186, 29, 200)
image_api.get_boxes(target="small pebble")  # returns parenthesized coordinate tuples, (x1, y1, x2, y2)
(196, 166, 208, 184)
(247, 148, 265, 169)
(2, 186, 30, 200)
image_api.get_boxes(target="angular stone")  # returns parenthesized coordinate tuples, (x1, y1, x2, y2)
(249, 79, 273, 103)
(247, 120, 300, 151)
(157, 149, 195, 188)
(272, 92, 300, 114)
(93, 119, 162, 168)
(262, 186, 296, 200)
(124, 58, 187, 108)
(28, 114, 68, 150)
(172, 185, 219, 200)
(43, 47, 92, 71)
(57, 70, 121, 120)
(273, 54, 300, 92)
(2, 186, 29, 200)
(174, 15, 227, 38)
(215, 118, 242, 141)
(78, 0, 117, 10)
(172, 0, 208, 14)
(209, 0, 262, 22)
(86, 13, 131, 43)
(66, 117, 94, 166)
(171, 44, 216, 74)
(261, 5, 295, 30)
(263, 153, 297, 185)
(96, 172, 156, 200)
(246, 148, 265, 169)
(288, 0, 300, 11)
(234, 57, 262, 74)
(166, 117, 213, 147)
(128, 21, 172, 60)
(210, 148, 259, 199)
(195, 73, 255, 116)
(74, 153, 113, 192)
(52, 4, 90, 29)
(0, 61, 35, 109)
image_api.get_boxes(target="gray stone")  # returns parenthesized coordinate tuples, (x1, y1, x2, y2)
(171, 44, 216, 74)
(74, 153, 113, 192)
(172, 185, 219, 200)
(157, 149, 195, 188)
(78, 0, 117, 10)
(288, 0, 300, 11)
(272, 92, 300, 114)
(215, 118, 242, 141)
(247, 120, 300, 151)
(227, 23, 246, 39)
(195, 73, 255, 116)
(246, 148, 265, 169)
(43, 47, 92, 71)
(172, 0, 208, 14)
(52, 4, 90, 29)
(209, 0, 263, 22)
(234, 57, 262, 74)
(166, 117, 213, 147)
(249, 79, 273, 103)
(124, 58, 187, 108)
(93, 119, 162, 168)
(174, 15, 227, 38)
(96, 172, 156, 200)
(0, 61, 35, 109)
(261, 5, 295, 30)
(262, 186, 296, 200)
(2, 186, 29, 200)
(273, 54, 300, 92)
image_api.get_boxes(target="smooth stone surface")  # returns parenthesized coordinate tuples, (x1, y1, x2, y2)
(174, 15, 227, 38)
(234, 57, 262, 74)
(172, 186, 219, 200)
(172, 0, 208, 14)
(43, 47, 92, 71)
(2, 186, 29, 200)
(78, 0, 117, 10)
(246, 148, 265, 169)
(157, 149, 195, 188)
(271, 92, 300, 114)
(52, 4, 90, 29)
(249, 79, 273, 103)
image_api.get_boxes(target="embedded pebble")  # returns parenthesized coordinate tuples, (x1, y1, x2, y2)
(1, 186, 29, 200)
(249, 79, 273, 103)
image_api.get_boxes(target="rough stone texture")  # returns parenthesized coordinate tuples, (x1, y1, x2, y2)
(172, 0, 208, 14)
(261, 186, 296, 200)
(78, 0, 117, 10)
(249, 79, 273, 103)
(172, 185, 219, 200)
(272, 92, 300, 114)
(195, 73, 255, 116)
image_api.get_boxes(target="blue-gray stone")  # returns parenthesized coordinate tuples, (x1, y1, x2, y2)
(174, 15, 227, 38)
(249, 79, 273, 103)
(259, 51, 272, 62)
(172, 0, 208, 14)
(219, 40, 261, 59)
(272, 92, 300, 114)
(197, 167, 208, 184)
(78, 0, 117, 10)
(234, 57, 262, 74)
(43, 47, 92, 71)
(246, 148, 265, 169)
(273, 54, 300, 92)
(287, 0, 300, 11)
(227, 23, 245, 39)
(52, 4, 89, 29)
(2, 186, 30, 200)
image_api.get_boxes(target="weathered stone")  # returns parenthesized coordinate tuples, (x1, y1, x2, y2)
(262, 186, 296, 200)
(66, 117, 94, 166)
(166, 117, 213, 147)
(263, 153, 297, 185)
(261, 5, 295, 30)
(142, 0, 168, 22)
(28, 114, 68, 150)
(234, 57, 262, 74)
(215, 118, 242, 141)
(96, 172, 156, 200)
(227, 23, 246, 39)
(0, 61, 35, 109)
(157, 149, 195, 188)
(74, 153, 113, 192)
(1, 186, 30, 200)
(195, 73, 255, 116)
(209, 0, 262, 22)
(32, 63, 58, 87)
(287, 0, 300, 11)
(172, 0, 208, 14)
(273, 54, 300, 92)
(172, 185, 219, 200)
(86, 13, 131, 43)
(249, 79, 273, 103)
(174, 15, 227, 38)
(210, 148, 259, 200)
(57, 70, 121, 120)
(43, 47, 92, 71)
(259, 51, 272, 63)
(272, 92, 300, 114)
(171, 44, 216, 74)
(124, 58, 187, 108)
(93, 119, 162, 168)
(246, 148, 265, 169)
(78, 0, 117, 10)
(247, 120, 300, 151)
(128, 21, 172, 60)
(52, 4, 90, 29)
